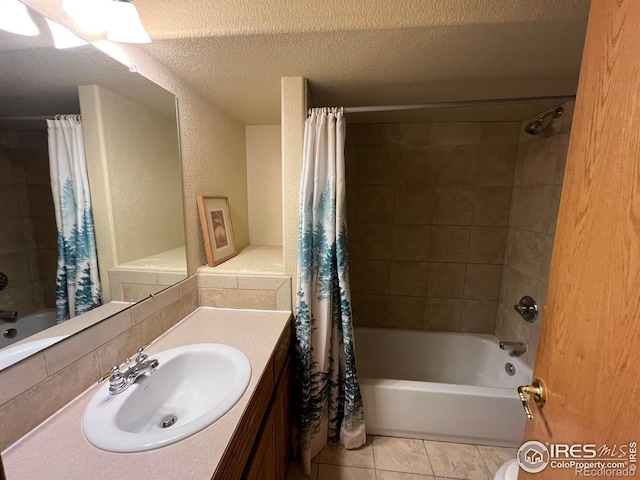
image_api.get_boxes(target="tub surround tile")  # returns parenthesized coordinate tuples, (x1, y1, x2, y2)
(317, 464, 376, 480)
(472, 187, 511, 226)
(467, 226, 507, 265)
(505, 270, 539, 316)
(508, 230, 545, 279)
(514, 186, 553, 233)
(394, 186, 434, 224)
(317, 436, 374, 468)
(426, 262, 466, 298)
(351, 294, 389, 328)
(392, 225, 430, 261)
(437, 146, 478, 185)
(423, 441, 491, 480)
(480, 123, 519, 146)
(351, 260, 391, 294)
(477, 446, 517, 477)
(357, 185, 396, 223)
(390, 262, 427, 297)
(397, 146, 438, 186)
(388, 297, 425, 329)
(399, 123, 441, 146)
(349, 123, 400, 146)
(424, 298, 461, 332)
(356, 146, 398, 186)
(373, 436, 433, 475)
(439, 123, 482, 146)
(520, 136, 559, 187)
(460, 300, 497, 334)
(349, 224, 392, 260)
(429, 226, 470, 263)
(432, 187, 474, 226)
(463, 264, 502, 300)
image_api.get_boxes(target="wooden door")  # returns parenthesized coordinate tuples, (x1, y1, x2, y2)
(520, 0, 640, 478)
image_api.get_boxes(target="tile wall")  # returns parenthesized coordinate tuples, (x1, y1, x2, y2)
(0, 127, 57, 317)
(346, 121, 519, 334)
(495, 101, 574, 367)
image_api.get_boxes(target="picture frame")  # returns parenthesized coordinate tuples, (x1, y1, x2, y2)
(196, 196, 237, 266)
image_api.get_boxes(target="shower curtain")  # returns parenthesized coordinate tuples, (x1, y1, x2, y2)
(295, 107, 366, 474)
(47, 115, 102, 322)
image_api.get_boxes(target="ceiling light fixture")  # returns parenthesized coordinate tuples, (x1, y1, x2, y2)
(0, 0, 39, 36)
(61, 0, 110, 31)
(106, 0, 151, 44)
(45, 18, 88, 49)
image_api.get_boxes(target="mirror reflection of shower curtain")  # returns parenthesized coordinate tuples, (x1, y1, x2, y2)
(47, 115, 102, 323)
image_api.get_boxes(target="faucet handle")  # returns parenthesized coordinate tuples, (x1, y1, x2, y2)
(134, 346, 148, 364)
(99, 366, 121, 383)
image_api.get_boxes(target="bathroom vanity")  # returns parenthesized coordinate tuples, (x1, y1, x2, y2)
(2, 307, 292, 480)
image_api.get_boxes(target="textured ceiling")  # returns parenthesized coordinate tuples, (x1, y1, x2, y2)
(6, 0, 590, 125)
(133, 0, 590, 124)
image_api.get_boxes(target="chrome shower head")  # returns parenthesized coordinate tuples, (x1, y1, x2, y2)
(524, 106, 564, 136)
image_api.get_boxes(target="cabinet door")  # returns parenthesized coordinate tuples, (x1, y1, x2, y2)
(274, 356, 292, 479)
(243, 411, 276, 480)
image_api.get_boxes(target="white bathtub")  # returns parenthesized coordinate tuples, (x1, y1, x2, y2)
(355, 327, 532, 447)
(1, 309, 57, 349)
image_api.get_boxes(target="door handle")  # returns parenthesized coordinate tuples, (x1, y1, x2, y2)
(517, 378, 547, 420)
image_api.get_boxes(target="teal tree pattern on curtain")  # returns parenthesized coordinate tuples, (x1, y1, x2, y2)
(294, 108, 365, 474)
(48, 116, 102, 322)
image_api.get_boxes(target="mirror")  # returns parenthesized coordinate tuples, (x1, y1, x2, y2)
(0, 6, 186, 369)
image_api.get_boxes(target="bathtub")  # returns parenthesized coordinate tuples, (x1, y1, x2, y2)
(355, 327, 532, 447)
(1, 309, 57, 349)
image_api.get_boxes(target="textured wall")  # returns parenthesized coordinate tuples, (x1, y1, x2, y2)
(346, 121, 519, 334)
(246, 125, 282, 246)
(495, 101, 574, 368)
(0, 127, 56, 318)
(79, 85, 184, 300)
(21, 0, 249, 275)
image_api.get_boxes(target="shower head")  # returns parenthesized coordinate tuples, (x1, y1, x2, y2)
(524, 106, 564, 136)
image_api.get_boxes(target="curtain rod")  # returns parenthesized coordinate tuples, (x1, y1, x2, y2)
(342, 95, 576, 114)
(0, 114, 80, 121)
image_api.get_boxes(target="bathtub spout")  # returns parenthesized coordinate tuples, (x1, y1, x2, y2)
(0, 310, 18, 322)
(499, 341, 527, 356)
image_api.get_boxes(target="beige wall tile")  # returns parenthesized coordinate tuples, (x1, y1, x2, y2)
(0, 218, 25, 254)
(0, 251, 30, 286)
(509, 230, 545, 278)
(27, 249, 42, 281)
(536, 281, 549, 324)
(398, 123, 440, 145)
(429, 226, 470, 262)
(0, 351, 100, 450)
(472, 187, 511, 226)
(237, 275, 288, 291)
(351, 260, 391, 294)
(464, 264, 502, 300)
(423, 441, 490, 480)
(197, 273, 238, 289)
(121, 284, 165, 302)
(223, 289, 278, 310)
(498, 267, 509, 305)
(480, 122, 519, 146)
(356, 185, 395, 223)
(390, 261, 427, 296)
(161, 291, 198, 332)
(349, 224, 392, 260)
(0, 353, 47, 406)
(496, 307, 531, 347)
(515, 186, 553, 233)
(110, 269, 158, 285)
(397, 146, 438, 186)
(348, 124, 399, 146)
(198, 288, 225, 307)
(43, 310, 132, 375)
(460, 300, 497, 334)
(0, 284, 37, 316)
(424, 298, 461, 332)
(394, 186, 433, 224)
(477, 146, 517, 187)
(538, 234, 555, 281)
(351, 294, 389, 327)
(156, 272, 187, 286)
(436, 146, 478, 185)
(277, 280, 292, 311)
(439, 123, 482, 146)
(388, 296, 425, 329)
(527, 324, 542, 368)
(372, 436, 433, 475)
(391, 225, 430, 261)
(356, 146, 398, 185)
(432, 187, 474, 225)
(546, 186, 562, 235)
(554, 142, 569, 184)
(178, 275, 198, 297)
(520, 136, 559, 187)
(426, 262, 466, 298)
(468, 226, 507, 264)
(347, 187, 358, 224)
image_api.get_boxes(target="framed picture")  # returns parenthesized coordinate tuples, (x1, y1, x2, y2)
(196, 196, 237, 266)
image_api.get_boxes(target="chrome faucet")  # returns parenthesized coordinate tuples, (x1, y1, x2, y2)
(499, 341, 527, 356)
(0, 310, 18, 322)
(99, 346, 159, 395)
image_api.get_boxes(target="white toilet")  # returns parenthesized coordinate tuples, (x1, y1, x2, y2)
(494, 459, 519, 480)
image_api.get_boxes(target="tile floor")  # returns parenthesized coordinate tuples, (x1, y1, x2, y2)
(286, 436, 516, 480)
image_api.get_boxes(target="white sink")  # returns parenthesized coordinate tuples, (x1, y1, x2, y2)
(82, 343, 251, 452)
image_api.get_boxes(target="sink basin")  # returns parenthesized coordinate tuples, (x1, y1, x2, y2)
(82, 343, 251, 452)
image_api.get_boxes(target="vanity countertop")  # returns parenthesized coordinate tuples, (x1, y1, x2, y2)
(2, 307, 292, 480)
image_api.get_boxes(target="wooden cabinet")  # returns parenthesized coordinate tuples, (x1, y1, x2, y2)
(211, 322, 293, 480)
